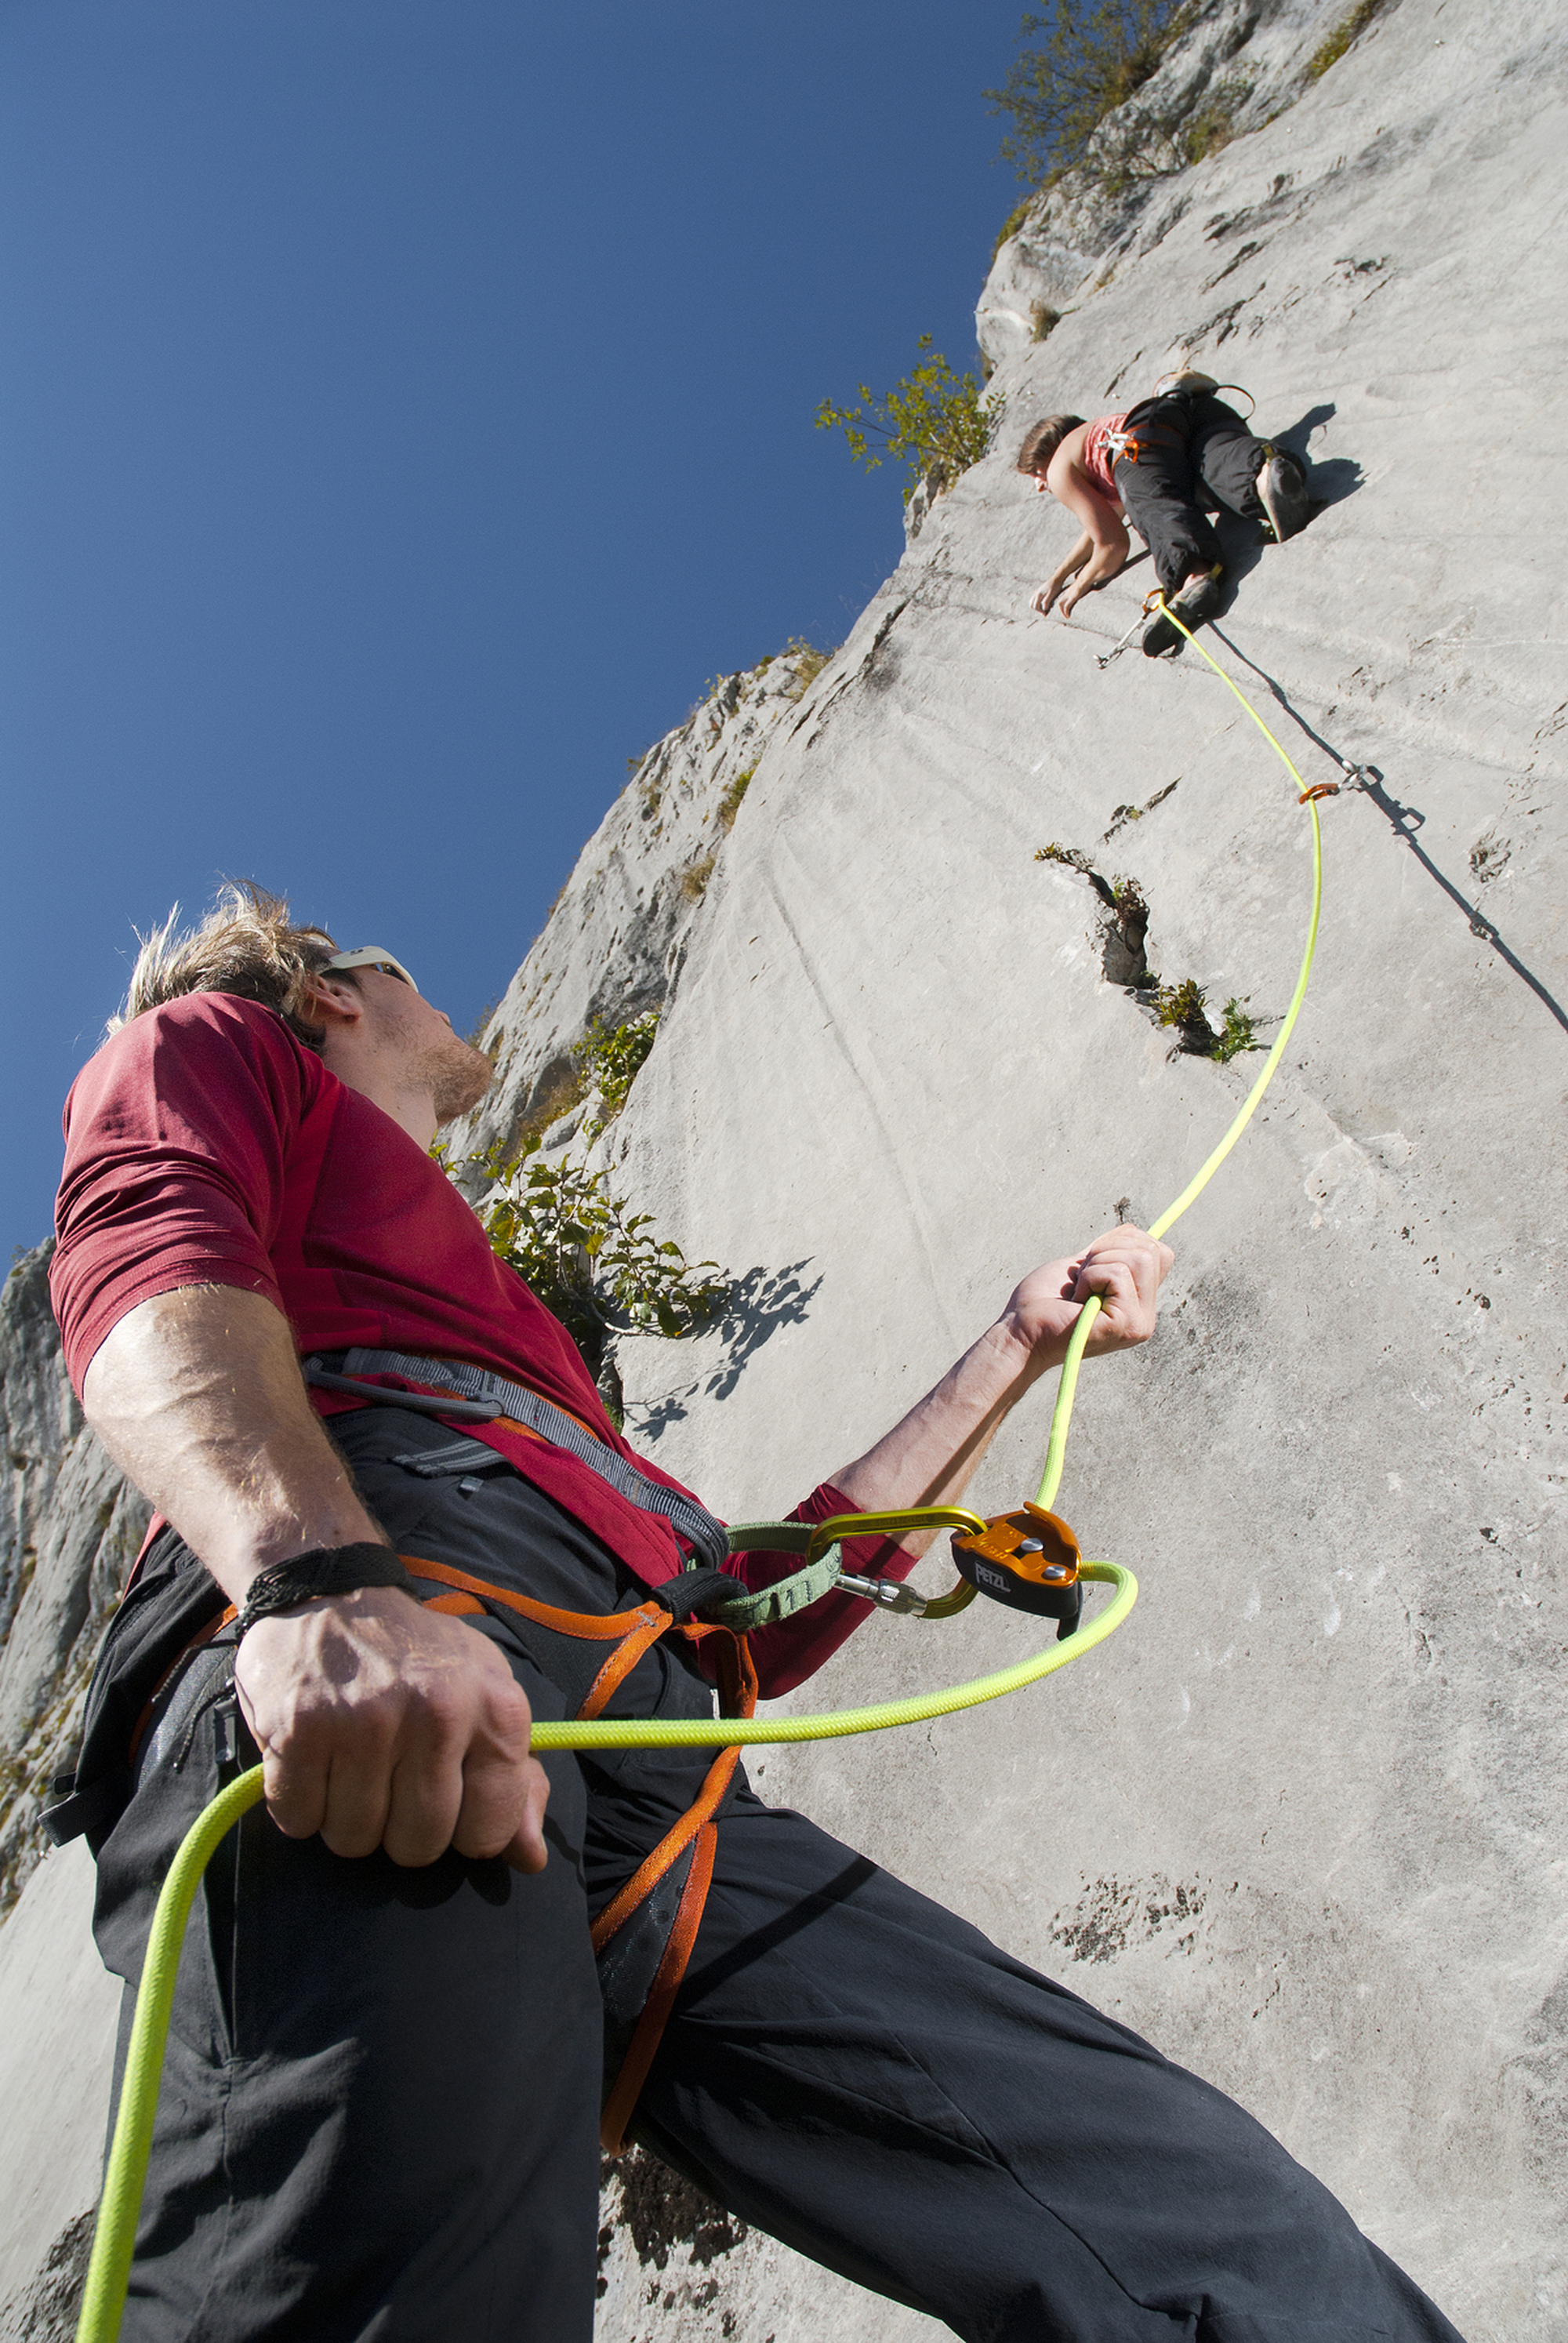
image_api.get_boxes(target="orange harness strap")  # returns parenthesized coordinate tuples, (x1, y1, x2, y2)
(125, 1605, 236, 1772)
(599, 1818, 719, 2153)
(402, 1555, 674, 1720)
(401, 1552, 755, 2152)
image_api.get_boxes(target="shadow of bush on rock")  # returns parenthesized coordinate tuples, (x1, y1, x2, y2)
(630, 1261, 826, 1442)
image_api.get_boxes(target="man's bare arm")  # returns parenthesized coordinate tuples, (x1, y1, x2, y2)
(829, 1227, 1171, 1553)
(83, 1287, 550, 1871)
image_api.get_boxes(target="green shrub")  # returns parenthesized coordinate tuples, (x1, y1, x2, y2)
(1177, 72, 1251, 163)
(508, 1063, 589, 1157)
(1030, 300, 1063, 340)
(474, 1145, 731, 1401)
(815, 336, 1002, 491)
(716, 767, 755, 830)
(575, 1011, 659, 1128)
(680, 848, 717, 902)
(1214, 997, 1262, 1062)
(1151, 979, 1263, 1060)
(986, 0, 1196, 187)
(782, 638, 832, 696)
(992, 195, 1036, 258)
(1154, 976, 1210, 1033)
(1307, 0, 1389, 78)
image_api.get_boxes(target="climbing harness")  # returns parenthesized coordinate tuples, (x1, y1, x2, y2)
(73, 595, 1329, 2343)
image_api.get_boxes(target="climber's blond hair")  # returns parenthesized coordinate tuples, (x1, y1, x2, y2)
(111, 882, 345, 1048)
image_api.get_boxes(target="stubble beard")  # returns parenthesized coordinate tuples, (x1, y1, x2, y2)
(427, 1031, 496, 1124)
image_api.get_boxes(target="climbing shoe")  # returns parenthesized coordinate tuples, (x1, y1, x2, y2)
(1257, 449, 1310, 543)
(1142, 568, 1222, 657)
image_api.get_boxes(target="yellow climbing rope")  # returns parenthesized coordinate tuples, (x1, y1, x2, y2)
(1035, 598, 1324, 1512)
(74, 597, 1324, 2343)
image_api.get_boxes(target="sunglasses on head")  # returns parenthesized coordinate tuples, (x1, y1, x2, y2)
(318, 947, 420, 994)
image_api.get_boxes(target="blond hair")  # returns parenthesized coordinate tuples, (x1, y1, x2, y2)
(111, 882, 345, 1048)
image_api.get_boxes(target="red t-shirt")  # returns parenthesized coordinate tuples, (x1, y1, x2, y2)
(1080, 412, 1129, 502)
(50, 993, 913, 1695)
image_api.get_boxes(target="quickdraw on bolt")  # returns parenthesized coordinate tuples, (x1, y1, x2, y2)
(1096, 589, 1167, 671)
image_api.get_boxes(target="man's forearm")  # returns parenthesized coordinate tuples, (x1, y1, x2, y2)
(829, 1319, 1039, 1552)
(826, 1229, 1172, 1554)
(82, 1285, 386, 1604)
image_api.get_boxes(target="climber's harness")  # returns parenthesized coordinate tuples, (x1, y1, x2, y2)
(293, 1352, 1054, 2143)
(388, 1539, 757, 2151)
(1105, 380, 1261, 472)
(304, 1349, 733, 1571)
(58, 1349, 1061, 2156)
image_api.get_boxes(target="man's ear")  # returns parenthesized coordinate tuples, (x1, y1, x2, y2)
(302, 975, 366, 1031)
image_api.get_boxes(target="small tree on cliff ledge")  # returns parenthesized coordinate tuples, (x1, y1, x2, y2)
(815, 336, 1000, 492)
(986, 0, 1196, 187)
(472, 1146, 731, 1424)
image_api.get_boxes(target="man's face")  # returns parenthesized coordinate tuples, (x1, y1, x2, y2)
(352, 968, 495, 1124)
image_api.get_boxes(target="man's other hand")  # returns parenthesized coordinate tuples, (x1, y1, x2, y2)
(235, 1586, 551, 1873)
(1030, 580, 1062, 616)
(1002, 1225, 1174, 1370)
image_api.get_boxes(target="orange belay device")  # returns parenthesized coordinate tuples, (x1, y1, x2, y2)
(950, 1505, 1083, 1636)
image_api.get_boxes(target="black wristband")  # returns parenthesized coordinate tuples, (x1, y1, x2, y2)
(237, 1545, 418, 1636)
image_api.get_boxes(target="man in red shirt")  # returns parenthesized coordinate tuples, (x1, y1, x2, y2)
(1017, 377, 1311, 654)
(49, 889, 1465, 2342)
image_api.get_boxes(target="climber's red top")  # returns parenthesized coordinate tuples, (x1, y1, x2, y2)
(49, 992, 906, 1694)
(1080, 412, 1129, 501)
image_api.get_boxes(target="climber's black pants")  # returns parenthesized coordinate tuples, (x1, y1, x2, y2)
(1114, 392, 1272, 594)
(90, 1420, 1467, 2343)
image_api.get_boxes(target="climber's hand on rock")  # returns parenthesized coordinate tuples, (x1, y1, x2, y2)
(1000, 1226, 1174, 1373)
(1031, 580, 1062, 616)
(235, 1585, 550, 1873)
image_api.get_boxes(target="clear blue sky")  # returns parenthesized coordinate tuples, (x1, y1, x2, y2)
(1, 0, 1029, 1259)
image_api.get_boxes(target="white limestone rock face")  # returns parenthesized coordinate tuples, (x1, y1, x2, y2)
(0, 1245, 147, 1917)
(2, 1, 1566, 2334)
(592, 5, 1568, 2337)
(0, 1842, 118, 2332)
(978, 0, 1379, 370)
(454, 647, 826, 1180)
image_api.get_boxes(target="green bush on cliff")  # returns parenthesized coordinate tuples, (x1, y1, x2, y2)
(816, 336, 1001, 491)
(986, 0, 1196, 187)
(575, 1011, 659, 1129)
(474, 1144, 731, 1415)
(1306, 0, 1391, 78)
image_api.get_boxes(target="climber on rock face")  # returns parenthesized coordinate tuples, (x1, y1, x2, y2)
(1019, 372, 1311, 655)
(45, 883, 1466, 2343)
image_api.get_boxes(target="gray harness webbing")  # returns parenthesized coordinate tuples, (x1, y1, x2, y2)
(303, 1346, 731, 1572)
